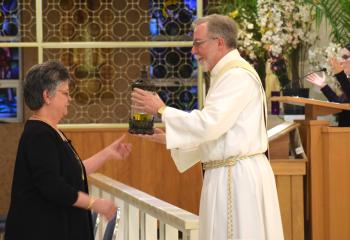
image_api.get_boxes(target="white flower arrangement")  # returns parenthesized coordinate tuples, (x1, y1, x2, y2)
(237, 20, 262, 60)
(228, 9, 263, 61)
(308, 42, 342, 74)
(225, 0, 318, 90)
(257, 0, 316, 57)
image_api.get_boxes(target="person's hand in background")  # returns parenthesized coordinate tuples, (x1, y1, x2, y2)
(306, 72, 327, 88)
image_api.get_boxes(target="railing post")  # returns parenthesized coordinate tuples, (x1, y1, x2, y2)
(128, 205, 139, 240)
(140, 211, 146, 240)
(88, 174, 199, 240)
(165, 224, 178, 240)
(159, 222, 165, 240)
(145, 214, 157, 240)
(123, 202, 129, 240)
(140, 211, 157, 240)
(183, 229, 199, 240)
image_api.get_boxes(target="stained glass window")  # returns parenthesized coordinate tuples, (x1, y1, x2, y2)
(150, 0, 198, 112)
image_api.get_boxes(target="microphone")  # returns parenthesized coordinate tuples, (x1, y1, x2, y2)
(300, 68, 327, 79)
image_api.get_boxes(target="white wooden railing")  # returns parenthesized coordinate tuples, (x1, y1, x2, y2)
(89, 173, 199, 240)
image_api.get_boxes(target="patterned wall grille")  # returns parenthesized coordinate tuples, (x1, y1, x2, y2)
(43, 47, 197, 123)
(2, 0, 219, 124)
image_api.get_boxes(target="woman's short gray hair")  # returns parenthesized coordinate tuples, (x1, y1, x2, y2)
(192, 14, 238, 49)
(23, 61, 71, 110)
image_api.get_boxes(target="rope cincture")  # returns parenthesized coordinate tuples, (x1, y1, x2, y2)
(202, 153, 262, 170)
(202, 153, 263, 239)
(227, 165, 233, 240)
(203, 58, 268, 239)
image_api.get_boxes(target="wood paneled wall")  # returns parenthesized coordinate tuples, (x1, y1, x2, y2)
(62, 126, 306, 240)
(297, 120, 350, 240)
(62, 127, 203, 214)
(272, 160, 306, 240)
(322, 128, 350, 239)
(0, 48, 37, 216)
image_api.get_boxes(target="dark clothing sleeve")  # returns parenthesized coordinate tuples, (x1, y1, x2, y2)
(5, 121, 93, 240)
(320, 75, 350, 127)
(321, 85, 343, 103)
(27, 131, 78, 206)
(335, 71, 350, 99)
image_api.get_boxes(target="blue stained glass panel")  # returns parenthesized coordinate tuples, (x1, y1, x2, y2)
(149, 0, 197, 40)
(0, 87, 17, 118)
(149, 1, 198, 111)
(0, 47, 19, 79)
(0, 0, 19, 40)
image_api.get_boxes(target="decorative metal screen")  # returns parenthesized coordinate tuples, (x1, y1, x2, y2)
(43, 0, 150, 42)
(8, 0, 221, 124)
(40, 0, 199, 123)
(44, 46, 197, 123)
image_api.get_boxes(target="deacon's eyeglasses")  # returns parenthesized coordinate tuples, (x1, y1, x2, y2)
(192, 37, 218, 47)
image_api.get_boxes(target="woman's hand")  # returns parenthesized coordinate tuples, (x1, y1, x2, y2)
(106, 134, 132, 160)
(306, 72, 327, 88)
(74, 192, 116, 221)
(83, 134, 132, 175)
(91, 198, 117, 221)
(340, 58, 350, 74)
(137, 128, 166, 144)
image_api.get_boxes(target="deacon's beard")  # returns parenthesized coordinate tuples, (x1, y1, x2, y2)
(198, 59, 210, 72)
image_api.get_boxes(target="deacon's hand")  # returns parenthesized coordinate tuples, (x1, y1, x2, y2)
(131, 88, 165, 116)
(137, 128, 166, 144)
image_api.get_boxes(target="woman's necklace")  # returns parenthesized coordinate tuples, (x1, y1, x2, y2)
(30, 114, 85, 181)
(65, 141, 85, 181)
(30, 114, 66, 139)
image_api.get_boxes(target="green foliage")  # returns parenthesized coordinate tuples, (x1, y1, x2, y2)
(307, 0, 350, 44)
(220, 0, 258, 13)
(212, 0, 350, 89)
(217, 0, 350, 45)
(215, 0, 267, 80)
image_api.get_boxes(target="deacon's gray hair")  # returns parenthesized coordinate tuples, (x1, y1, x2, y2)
(192, 14, 238, 49)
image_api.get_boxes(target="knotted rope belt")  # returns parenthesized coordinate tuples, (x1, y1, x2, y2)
(202, 153, 263, 240)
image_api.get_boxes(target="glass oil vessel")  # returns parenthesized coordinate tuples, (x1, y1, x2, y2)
(128, 67, 155, 134)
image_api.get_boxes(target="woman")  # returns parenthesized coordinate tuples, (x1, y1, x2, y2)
(5, 61, 132, 240)
(307, 43, 350, 126)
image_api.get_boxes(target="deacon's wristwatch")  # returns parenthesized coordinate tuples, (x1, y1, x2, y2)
(157, 106, 166, 118)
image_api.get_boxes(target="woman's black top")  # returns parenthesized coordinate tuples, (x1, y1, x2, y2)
(5, 120, 94, 240)
(321, 71, 350, 127)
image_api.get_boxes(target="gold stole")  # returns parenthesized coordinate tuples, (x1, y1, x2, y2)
(208, 59, 268, 240)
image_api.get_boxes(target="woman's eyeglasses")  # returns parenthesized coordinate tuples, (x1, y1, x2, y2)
(341, 55, 350, 61)
(57, 90, 70, 97)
